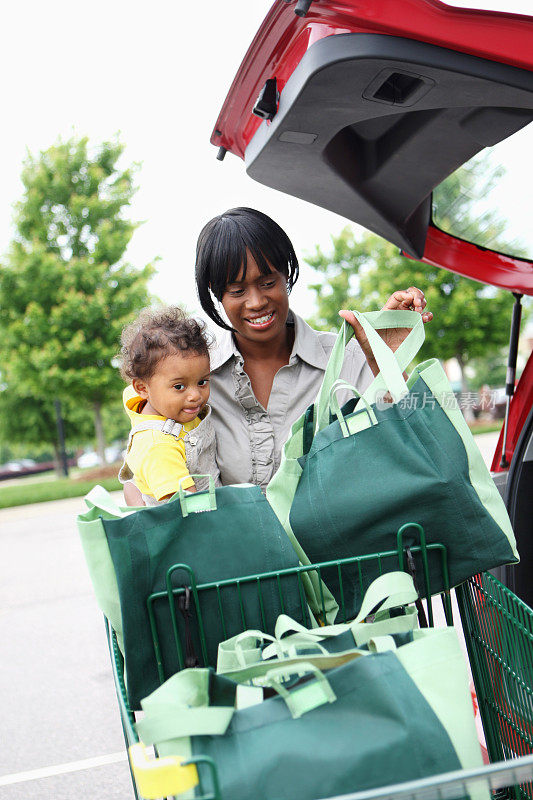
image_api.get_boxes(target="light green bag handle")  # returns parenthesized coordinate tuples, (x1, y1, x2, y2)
(263, 607, 418, 661)
(274, 571, 417, 641)
(259, 662, 336, 719)
(84, 484, 138, 517)
(136, 704, 234, 743)
(350, 310, 419, 402)
(353, 570, 418, 621)
(232, 630, 279, 666)
(315, 310, 424, 432)
(258, 572, 419, 662)
(357, 310, 425, 405)
(136, 661, 336, 744)
(218, 628, 330, 674)
(177, 475, 217, 517)
(262, 636, 331, 661)
(137, 669, 235, 741)
(367, 635, 398, 653)
(328, 379, 378, 437)
(351, 606, 418, 647)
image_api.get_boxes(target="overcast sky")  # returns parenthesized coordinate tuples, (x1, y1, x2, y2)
(0, 0, 530, 323)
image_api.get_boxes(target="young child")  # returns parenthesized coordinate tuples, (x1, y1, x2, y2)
(119, 306, 220, 504)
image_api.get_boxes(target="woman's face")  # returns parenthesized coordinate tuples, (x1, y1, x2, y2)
(221, 252, 290, 346)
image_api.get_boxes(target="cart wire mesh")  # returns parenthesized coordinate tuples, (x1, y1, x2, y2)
(457, 571, 533, 776)
(146, 530, 451, 683)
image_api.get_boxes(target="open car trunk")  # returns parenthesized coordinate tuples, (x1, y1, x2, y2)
(212, 0, 533, 602)
(245, 32, 533, 261)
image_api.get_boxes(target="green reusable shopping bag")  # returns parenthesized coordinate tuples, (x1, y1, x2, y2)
(97, 478, 316, 709)
(136, 659, 467, 800)
(268, 310, 518, 619)
(135, 575, 486, 800)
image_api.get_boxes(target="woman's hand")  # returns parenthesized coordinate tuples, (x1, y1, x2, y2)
(339, 287, 432, 376)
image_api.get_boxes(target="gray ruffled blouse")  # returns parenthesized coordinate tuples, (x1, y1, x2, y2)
(209, 311, 373, 488)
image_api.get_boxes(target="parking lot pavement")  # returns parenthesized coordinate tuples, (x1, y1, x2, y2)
(0, 492, 131, 799)
(473, 431, 500, 470)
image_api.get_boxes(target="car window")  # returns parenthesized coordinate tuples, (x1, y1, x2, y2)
(432, 122, 532, 261)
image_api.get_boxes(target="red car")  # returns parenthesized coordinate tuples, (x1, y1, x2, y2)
(211, 0, 533, 602)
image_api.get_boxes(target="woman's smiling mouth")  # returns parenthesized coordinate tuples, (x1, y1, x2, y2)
(245, 311, 276, 329)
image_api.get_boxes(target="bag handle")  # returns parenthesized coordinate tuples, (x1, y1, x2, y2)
(357, 310, 425, 403)
(262, 637, 330, 661)
(267, 572, 418, 658)
(136, 704, 234, 743)
(137, 663, 337, 743)
(328, 379, 378, 438)
(217, 631, 267, 673)
(267, 606, 418, 660)
(367, 635, 398, 653)
(178, 475, 217, 518)
(84, 484, 137, 518)
(352, 571, 418, 623)
(274, 571, 417, 643)
(137, 669, 235, 741)
(351, 605, 418, 647)
(232, 630, 279, 665)
(260, 662, 336, 718)
(274, 614, 346, 642)
(315, 310, 424, 432)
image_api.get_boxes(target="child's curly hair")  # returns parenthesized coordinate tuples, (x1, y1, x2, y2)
(120, 306, 211, 382)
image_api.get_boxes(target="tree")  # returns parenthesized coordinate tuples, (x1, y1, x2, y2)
(0, 136, 155, 462)
(468, 351, 509, 392)
(0, 383, 94, 470)
(306, 156, 520, 393)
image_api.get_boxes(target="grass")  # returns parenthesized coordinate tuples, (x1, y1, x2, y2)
(0, 474, 121, 509)
(469, 422, 503, 436)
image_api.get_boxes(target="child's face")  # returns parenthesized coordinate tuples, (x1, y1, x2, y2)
(133, 351, 210, 423)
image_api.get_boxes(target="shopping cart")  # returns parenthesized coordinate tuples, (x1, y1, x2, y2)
(457, 573, 533, 765)
(106, 532, 533, 800)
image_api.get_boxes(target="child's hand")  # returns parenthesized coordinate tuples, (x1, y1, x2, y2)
(124, 481, 144, 506)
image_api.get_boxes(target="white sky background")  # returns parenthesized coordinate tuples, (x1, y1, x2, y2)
(0, 0, 531, 325)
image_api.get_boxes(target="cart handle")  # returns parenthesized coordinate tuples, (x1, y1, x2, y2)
(128, 742, 198, 799)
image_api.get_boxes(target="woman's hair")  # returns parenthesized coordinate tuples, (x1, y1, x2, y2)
(195, 207, 299, 331)
(120, 305, 211, 382)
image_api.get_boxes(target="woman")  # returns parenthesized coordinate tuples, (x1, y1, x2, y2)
(195, 207, 432, 488)
(123, 206, 431, 503)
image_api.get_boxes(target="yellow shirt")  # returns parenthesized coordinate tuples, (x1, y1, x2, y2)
(123, 385, 201, 500)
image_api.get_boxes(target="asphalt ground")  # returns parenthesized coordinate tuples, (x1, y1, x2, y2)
(0, 493, 132, 799)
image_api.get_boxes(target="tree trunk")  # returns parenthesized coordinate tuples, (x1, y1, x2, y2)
(456, 354, 475, 424)
(53, 442, 63, 478)
(94, 401, 107, 465)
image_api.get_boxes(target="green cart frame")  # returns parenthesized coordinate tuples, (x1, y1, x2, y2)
(106, 534, 533, 800)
